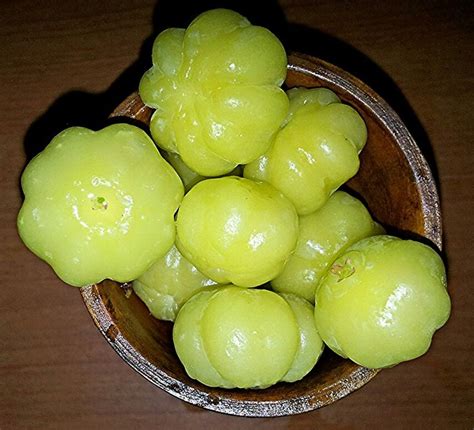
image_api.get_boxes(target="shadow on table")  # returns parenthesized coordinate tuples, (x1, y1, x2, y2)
(22, 0, 438, 205)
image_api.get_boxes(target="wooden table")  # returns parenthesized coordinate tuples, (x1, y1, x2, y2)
(1, 1, 472, 428)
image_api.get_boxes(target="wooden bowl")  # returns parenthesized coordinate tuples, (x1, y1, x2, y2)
(80, 53, 441, 417)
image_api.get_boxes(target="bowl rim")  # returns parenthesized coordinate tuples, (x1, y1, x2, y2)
(80, 52, 442, 417)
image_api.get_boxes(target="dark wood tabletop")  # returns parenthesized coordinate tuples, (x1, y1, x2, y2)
(1, 0, 473, 428)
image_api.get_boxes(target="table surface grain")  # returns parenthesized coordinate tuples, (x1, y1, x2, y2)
(1, 1, 473, 429)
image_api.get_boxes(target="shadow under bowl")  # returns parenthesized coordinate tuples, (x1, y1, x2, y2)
(80, 53, 441, 417)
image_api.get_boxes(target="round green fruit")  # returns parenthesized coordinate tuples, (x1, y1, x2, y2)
(271, 191, 382, 302)
(280, 293, 324, 383)
(244, 87, 367, 215)
(176, 177, 299, 287)
(314, 235, 451, 368)
(17, 124, 184, 287)
(139, 9, 289, 176)
(200, 286, 299, 388)
(133, 244, 219, 321)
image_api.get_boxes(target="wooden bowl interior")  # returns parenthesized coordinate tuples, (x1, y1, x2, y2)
(81, 54, 441, 417)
